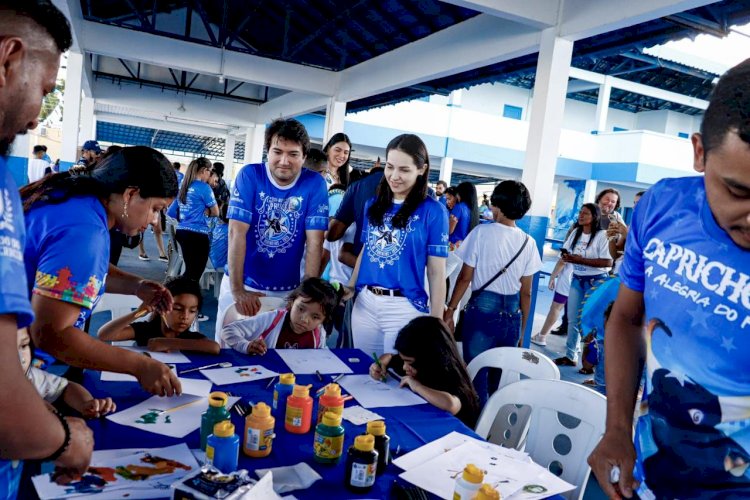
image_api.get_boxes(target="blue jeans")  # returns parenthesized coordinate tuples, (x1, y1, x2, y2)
(565, 274, 608, 361)
(461, 290, 521, 405)
(593, 338, 607, 395)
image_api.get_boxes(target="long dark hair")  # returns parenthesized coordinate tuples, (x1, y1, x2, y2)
(21, 146, 178, 212)
(286, 277, 344, 321)
(323, 132, 352, 187)
(178, 157, 212, 204)
(368, 134, 429, 230)
(456, 181, 479, 232)
(570, 203, 603, 249)
(394, 317, 480, 426)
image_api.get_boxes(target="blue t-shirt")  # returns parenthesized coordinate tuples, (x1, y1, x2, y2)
(0, 158, 33, 499)
(24, 195, 109, 330)
(176, 170, 184, 186)
(357, 197, 448, 312)
(210, 221, 228, 270)
(168, 180, 216, 234)
(227, 163, 328, 292)
(620, 176, 750, 498)
(334, 170, 384, 256)
(450, 202, 471, 244)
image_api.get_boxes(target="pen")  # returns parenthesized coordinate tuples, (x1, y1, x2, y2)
(372, 352, 386, 381)
(265, 376, 277, 389)
(331, 373, 345, 384)
(315, 370, 323, 382)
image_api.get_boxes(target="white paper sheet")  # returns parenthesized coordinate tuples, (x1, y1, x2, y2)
(400, 441, 540, 500)
(341, 405, 384, 426)
(337, 374, 426, 408)
(99, 364, 177, 383)
(276, 349, 353, 375)
(121, 346, 191, 363)
(199, 364, 278, 385)
(32, 443, 198, 499)
(106, 394, 239, 438)
(505, 469, 577, 500)
(393, 431, 529, 471)
(177, 378, 213, 397)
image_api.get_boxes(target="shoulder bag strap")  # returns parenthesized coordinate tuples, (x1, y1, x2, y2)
(475, 235, 531, 294)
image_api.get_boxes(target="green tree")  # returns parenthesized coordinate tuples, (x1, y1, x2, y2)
(39, 79, 64, 122)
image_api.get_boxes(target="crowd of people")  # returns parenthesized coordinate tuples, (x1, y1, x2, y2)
(0, 2, 748, 499)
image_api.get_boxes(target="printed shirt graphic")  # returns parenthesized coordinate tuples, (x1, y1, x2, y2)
(228, 163, 328, 291)
(357, 197, 449, 312)
(450, 202, 471, 244)
(24, 195, 109, 330)
(620, 176, 750, 498)
(0, 159, 33, 499)
(562, 230, 611, 276)
(168, 180, 216, 234)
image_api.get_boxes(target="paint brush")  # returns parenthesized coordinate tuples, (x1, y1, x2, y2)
(160, 398, 205, 414)
(265, 376, 277, 389)
(133, 308, 150, 319)
(331, 373, 345, 384)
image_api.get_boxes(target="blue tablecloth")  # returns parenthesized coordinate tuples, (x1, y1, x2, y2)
(83, 348, 480, 499)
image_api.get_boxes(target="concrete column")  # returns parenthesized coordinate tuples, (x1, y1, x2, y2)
(583, 179, 598, 203)
(61, 51, 83, 168)
(595, 77, 612, 133)
(223, 134, 236, 178)
(78, 97, 96, 145)
(323, 98, 346, 144)
(244, 125, 265, 166)
(517, 27, 574, 347)
(439, 157, 454, 186)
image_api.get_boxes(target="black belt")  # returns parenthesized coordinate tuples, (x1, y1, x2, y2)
(366, 286, 405, 297)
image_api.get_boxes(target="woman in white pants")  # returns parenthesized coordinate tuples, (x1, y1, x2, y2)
(349, 134, 448, 357)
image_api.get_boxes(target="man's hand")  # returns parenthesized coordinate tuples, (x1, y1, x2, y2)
(53, 417, 94, 483)
(81, 398, 117, 419)
(247, 338, 267, 355)
(588, 429, 639, 499)
(232, 289, 265, 316)
(136, 280, 173, 314)
(135, 357, 182, 397)
(442, 309, 456, 333)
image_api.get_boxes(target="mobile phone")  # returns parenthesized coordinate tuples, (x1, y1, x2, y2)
(560, 248, 569, 256)
(608, 213, 618, 223)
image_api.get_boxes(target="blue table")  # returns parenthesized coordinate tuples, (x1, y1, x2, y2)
(84, 348, 480, 499)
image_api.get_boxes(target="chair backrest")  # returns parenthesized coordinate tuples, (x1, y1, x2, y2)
(475, 379, 607, 500)
(467, 347, 560, 390)
(93, 293, 143, 322)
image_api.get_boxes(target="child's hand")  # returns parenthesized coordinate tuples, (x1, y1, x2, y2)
(81, 397, 116, 418)
(133, 302, 154, 320)
(399, 375, 419, 391)
(147, 338, 174, 353)
(247, 338, 267, 355)
(368, 354, 391, 381)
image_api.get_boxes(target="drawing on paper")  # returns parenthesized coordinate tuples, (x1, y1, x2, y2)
(61, 467, 116, 495)
(115, 454, 192, 481)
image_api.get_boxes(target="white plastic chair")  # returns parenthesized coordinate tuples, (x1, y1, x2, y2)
(468, 347, 560, 449)
(475, 379, 607, 500)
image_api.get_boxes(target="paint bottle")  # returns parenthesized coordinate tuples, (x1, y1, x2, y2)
(453, 463, 484, 500)
(366, 420, 390, 475)
(200, 391, 230, 451)
(285, 384, 313, 434)
(313, 411, 345, 464)
(475, 483, 500, 500)
(273, 373, 295, 418)
(344, 434, 378, 493)
(243, 402, 275, 458)
(206, 421, 240, 474)
(317, 383, 345, 424)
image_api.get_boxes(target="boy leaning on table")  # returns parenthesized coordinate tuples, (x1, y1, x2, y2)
(588, 58, 750, 498)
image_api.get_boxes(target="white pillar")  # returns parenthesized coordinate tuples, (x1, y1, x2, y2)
(439, 157, 453, 186)
(595, 77, 612, 133)
(583, 179, 598, 203)
(61, 51, 83, 164)
(521, 28, 574, 218)
(323, 99, 346, 144)
(244, 124, 265, 166)
(223, 134, 235, 177)
(78, 97, 96, 145)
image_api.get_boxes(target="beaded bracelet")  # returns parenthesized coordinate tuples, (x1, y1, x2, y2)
(44, 410, 71, 462)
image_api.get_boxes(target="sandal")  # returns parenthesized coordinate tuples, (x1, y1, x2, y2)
(582, 379, 598, 386)
(530, 334, 547, 347)
(554, 356, 577, 367)
(578, 367, 594, 375)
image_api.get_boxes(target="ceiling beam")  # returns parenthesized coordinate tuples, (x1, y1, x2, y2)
(96, 112, 237, 139)
(257, 92, 330, 122)
(52, 0, 94, 96)
(77, 20, 339, 95)
(559, 0, 720, 41)
(439, 0, 559, 29)
(338, 14, 542, 102)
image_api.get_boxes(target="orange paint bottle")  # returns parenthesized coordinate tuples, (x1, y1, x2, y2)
(285, 384, 313, 434)
(243, 402, 275, 458)
(317, 383, 345, 424)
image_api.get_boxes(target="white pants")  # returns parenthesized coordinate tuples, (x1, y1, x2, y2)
(215, 275, 288, 343)
(351, 288, 424, 357)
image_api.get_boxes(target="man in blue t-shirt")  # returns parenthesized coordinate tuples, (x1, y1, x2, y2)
(589, 59, 750, 499)
(217, 119, 328, 331)
(0, 5, 94, 498)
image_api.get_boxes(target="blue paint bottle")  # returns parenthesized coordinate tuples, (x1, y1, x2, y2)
(206, 421, 240, 473)
(273, 373, 295, 418)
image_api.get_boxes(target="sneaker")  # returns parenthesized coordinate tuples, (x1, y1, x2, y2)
(550, 324, 567, 336)
(138, 254, 149, 261)
(158, 255, 168, 263)
(196, 314, 209, 322)
(530, 334, 547, 347)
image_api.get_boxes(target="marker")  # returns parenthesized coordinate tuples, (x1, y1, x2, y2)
(315, 370, 323, 382)
(331, 373, 345, 384)
(371, 352, 386, 381)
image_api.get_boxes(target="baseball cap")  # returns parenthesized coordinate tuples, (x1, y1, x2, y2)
(82, 140, 102, 153)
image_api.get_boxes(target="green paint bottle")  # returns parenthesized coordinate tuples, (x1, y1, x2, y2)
(200, 392, 230, 451)
(313, 411, 345, 464)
